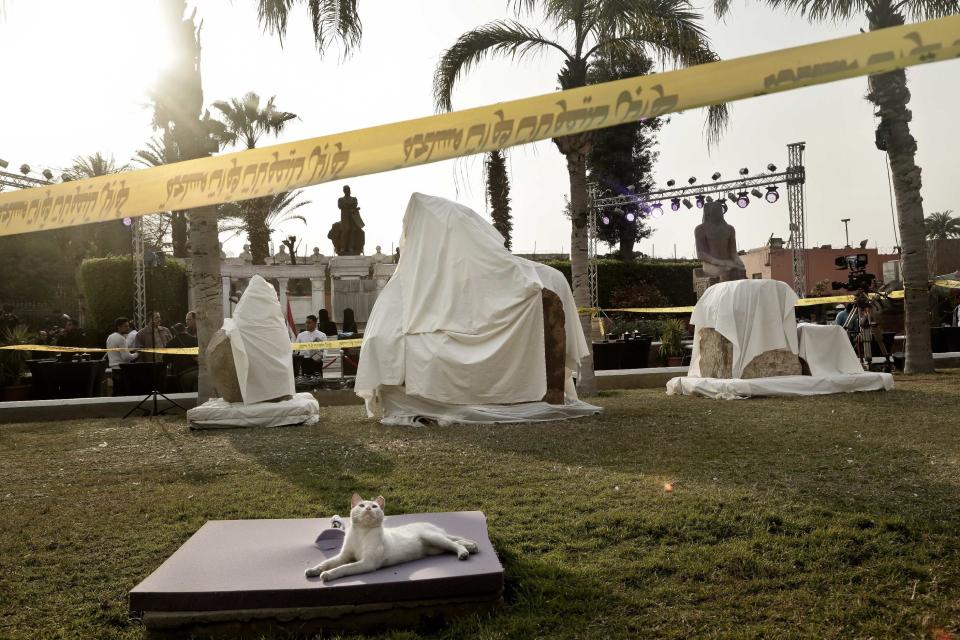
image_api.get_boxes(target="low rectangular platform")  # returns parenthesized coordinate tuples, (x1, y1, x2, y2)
(130, 511, 503, 635)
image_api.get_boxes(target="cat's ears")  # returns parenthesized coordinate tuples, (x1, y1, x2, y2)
(351, 493, 385, 508)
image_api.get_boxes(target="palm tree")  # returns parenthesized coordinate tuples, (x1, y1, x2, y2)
(434, 0, 726, 394)
(254, 0, 362, 55)
(485, 150, 513, 250)
(133, 133, 189, 257)
(209, 92, 298, 264)
(218, 190, 311, 252)
(925, 210, 960, 240)
(714, 3, 957, 374)
(65, 153, 132, 257)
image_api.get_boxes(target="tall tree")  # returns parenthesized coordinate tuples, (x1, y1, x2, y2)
(713, 2, 957, 373)
(154, 0, 222, 402)
(434, 0, 726, 394)
(587, 53, 662, 260)
(485, 149, 513, 250)
(925, 210, 960, 240)
(209, 92, 298, 264)
(218, 190, 311, 248)
(133, 133, 189, 257)
(64, 153, 132, 257)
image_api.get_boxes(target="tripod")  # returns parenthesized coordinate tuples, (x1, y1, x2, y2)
(123, 360, 187, 418)
(842, 292, 894, 372)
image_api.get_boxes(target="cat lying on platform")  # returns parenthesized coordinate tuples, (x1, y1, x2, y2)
(305, 494, 479, 581)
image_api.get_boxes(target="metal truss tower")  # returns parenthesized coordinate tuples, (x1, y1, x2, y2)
(586, 184, 600, 313)
(132, 217, 146, 330)
(786, 142, 807, 296)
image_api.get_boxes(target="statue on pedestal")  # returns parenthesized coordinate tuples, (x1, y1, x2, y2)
(328, 185, 366, 256)
(308, 247, 324, 264)
(371, 245, 388, 263)
(695, 201, 746, 282)
(275, 244, 291, 264)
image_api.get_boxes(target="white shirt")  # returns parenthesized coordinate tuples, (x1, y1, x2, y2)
(106, 331, 137, 368)
(295, 329, 328, 359)
(125, 329, 138, 348)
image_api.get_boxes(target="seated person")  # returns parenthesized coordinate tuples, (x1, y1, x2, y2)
(167, 322, 199, 392)
(317, 309, 338, 337)
(341, 308, 358, 336)
(56, 317, 88, 361)
(294, 314, 327, 377)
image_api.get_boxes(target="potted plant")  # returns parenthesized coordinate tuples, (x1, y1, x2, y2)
(659, 318, 687, 367)
(0, 324, 32, 401)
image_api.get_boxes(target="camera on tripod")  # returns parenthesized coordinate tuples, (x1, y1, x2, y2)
(831, 253, 876, 292)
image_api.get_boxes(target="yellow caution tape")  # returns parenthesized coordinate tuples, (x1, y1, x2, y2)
(0, 338, 364, 355)
(1, 16, 958, 236)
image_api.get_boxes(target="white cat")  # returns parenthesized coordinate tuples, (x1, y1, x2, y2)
(305, 494, 479, 581)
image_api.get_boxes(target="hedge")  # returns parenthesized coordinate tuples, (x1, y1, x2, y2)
(78, 256, 188, 342)
(540, 259, 701, 307)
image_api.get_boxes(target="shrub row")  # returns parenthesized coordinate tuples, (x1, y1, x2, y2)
(540, 259, 701, 307)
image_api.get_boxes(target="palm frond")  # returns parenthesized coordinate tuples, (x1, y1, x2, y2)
(899, 0, 960, 22)
(306, 0, 362, 57)
(257, 0, 297, 44)
(434, 20, 571, 111)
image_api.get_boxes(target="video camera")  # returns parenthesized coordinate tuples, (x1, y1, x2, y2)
(831, 253, 876, 291)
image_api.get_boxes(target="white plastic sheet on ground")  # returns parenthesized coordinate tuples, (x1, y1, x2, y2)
(666, 372, 893, 400)
(225, 274, 296, 404)
(187, 392, 319, 429)
(355, 193, 598, 424)
(689, 279, 798, 378)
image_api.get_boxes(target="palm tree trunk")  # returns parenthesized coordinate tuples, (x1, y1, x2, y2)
(619, 234, 636, 262)
(188, 205, 223, 402)
(868, 68, 934, 373)
(171, 212, 189, 258)
(247, 200, 271, 265)
(557, 133, 597, 396)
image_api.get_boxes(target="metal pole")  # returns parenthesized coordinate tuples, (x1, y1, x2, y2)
(786, 142, 807, 297)
(841, 218, 851, 248)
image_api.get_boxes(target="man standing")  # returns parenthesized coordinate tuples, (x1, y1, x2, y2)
(106, 317, 138, 369)
(134, 311, 173, 363)
(57, 318, 88, 348)
(294, 314, 327, 377)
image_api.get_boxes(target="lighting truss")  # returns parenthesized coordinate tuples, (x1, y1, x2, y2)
(0, 169, 50, 191)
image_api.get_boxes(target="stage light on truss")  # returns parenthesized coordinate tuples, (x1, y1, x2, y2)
(651, 202, 664, 217)
(739, 167, 749, 176)
(695, 195, 705, 208)
(704, 195, 713, 203)
(688, 177, 697, 185)
(750, 188, 763, 199)
(625, 211, 636, 222)
(736, 192, 749, 208)
(42, 169, 54, 181)
(682, 198, 693, 209)
(601, 215, 611, 225)
(670, 198, 681, 211)
(720, 200, 728, 212)
(765, 186, 780, 203)
(667, 179, 676, 187)
(122, 217, 133, 226)
(627, 185, 636, 193)
(711, 172, 721, 180)
(727, 192, 738, 203)
(767, 163, 777, 172)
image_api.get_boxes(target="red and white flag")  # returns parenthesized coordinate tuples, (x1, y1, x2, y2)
(286, 301, 298, 343)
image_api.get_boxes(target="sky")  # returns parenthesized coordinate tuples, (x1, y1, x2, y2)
(1, 0, 958, 261)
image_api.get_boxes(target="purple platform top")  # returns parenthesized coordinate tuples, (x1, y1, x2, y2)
(129, 511, 503, 613)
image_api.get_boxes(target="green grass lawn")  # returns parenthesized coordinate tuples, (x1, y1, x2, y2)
(1, 371, 959, 640)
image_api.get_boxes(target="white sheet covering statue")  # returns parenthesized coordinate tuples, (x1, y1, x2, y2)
(354, 193, 598, 425)
(695, 201, 746, 281)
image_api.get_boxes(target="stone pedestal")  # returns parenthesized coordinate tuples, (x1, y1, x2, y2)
(207, 329, 243, 402)
(693, 268, 720, 300)
(697, 328, 802, 379)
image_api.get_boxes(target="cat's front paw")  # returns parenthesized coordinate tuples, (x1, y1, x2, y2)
(457, 547, 470, 560)
(320, 570, 336, 581)
(462, 540, 479, 554)
(305, 566, 322, 578)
